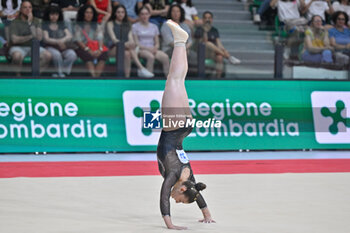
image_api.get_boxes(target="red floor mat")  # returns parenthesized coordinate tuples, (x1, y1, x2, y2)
(1, 159, 350, 178)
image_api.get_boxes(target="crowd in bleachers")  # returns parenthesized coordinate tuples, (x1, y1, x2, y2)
(0, 0, 241, 78)
(252, 0, 350, 69)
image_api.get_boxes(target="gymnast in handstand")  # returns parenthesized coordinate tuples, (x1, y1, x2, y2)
(157, 19, 215, 230)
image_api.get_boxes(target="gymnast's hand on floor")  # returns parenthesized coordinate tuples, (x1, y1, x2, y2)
(168, 225, 188, 230)
(199, 207, 216, 223)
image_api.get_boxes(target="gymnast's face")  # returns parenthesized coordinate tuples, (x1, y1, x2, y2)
(171, 185, 189, 204)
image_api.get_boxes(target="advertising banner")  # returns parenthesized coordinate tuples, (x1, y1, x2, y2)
(0, 79, 349, 153)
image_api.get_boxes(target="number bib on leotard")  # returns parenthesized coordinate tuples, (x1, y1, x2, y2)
(176, 149, 189, 164)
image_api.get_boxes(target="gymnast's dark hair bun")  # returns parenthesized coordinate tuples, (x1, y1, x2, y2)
(195, 182, 206, 191)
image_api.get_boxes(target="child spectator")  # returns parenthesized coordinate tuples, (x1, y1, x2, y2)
(106, 4, 154, 77)
(132, 6, 169, 76)
(111, 0, 143, 23)
(194, 11, 241, 78)
(42, 5, 77, 77)
(8, 0, 52, 76)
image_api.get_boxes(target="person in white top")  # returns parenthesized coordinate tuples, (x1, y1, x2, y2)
(332, 0, 350, 25)
(270, 0, 307, 31)
(175, 0, 201, 29)
(300, 0, 334, 21)
(0, 0, 21, 41)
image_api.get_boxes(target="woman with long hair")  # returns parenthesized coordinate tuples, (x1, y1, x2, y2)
(75, 4, 108, 77)
(132, 6, 169, 76)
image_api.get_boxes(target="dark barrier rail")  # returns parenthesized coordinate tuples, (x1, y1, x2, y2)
(31, 38, 40, 77)
(116, 42, 125, 78)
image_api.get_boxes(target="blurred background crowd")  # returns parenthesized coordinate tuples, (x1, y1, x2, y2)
(0, 0, 349, 79)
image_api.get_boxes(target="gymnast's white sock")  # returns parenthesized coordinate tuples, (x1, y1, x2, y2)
(166, 19, 188, 47)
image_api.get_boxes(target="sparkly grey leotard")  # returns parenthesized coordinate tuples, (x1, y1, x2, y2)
(157, 127, 207, 216)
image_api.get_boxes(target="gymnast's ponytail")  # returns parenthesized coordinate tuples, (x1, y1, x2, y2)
(182, 180, 207, 203)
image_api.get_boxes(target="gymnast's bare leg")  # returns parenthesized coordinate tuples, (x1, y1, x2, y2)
(161, 20, 191, 131)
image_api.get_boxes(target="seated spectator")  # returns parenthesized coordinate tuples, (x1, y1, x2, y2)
(50, 0, 86, 32)
(132, 6, 169, 76)
(270, 0, 307, 59)
(31, 0, 50, 19)
(270, 0, 307, 32)
(160, 4, 194, 59)
(328, 11, 350, 66)
(194, 11, 240, 78)
(143, 0, 170, 28)
(301, 15, 333, 64)
(0, 0, 21, 41)
(8, 0, 51, 76)
(332, 0, 350, 24)
(175, 0, 202, 29)
(111, 0, 142, 23)
(89, 0, 111, 24)
(42, 5, 77, 77)
(300, 0, 334, 22)
(75, 4, 108, 77)
(106, 4, 153, 77)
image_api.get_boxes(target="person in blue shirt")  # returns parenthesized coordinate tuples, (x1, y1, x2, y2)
(328, 11, 350, 66)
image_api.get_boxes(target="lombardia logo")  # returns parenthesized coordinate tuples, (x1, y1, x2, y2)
(311, 91, 350, 144)
(123, 91, 163, 145)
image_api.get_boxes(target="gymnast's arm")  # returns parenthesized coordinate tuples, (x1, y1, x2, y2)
(191, 177, 216, 223)
(160, 173, 187, 230)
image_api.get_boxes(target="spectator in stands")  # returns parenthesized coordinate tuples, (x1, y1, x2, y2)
(270, 0, 307, 59)
(89, 0, 111, 24)
(161, 4, 194, 59)
(270, 0, 307, 32)
(332, 0, 350, 23)
(253, 0, 270, 23)
(51, 1, 86, 26)
(143, 0, 170, 28)
(328, 11, 350, 65)
(111, 0, 143, 23)
(8, 0, 51, 76)
(175, 0, 201, 29)
(31, 0, 50, 19)
(300, 0, 334, 22)
(75, 4, 108, 77)
(42, 5, 77, 77)
(132, 6, 169, 76)
(194, 11, 241, 78)
(0, 0, 21, 41)
(106, 4, 153, 77)
(301, 15, 333, 64)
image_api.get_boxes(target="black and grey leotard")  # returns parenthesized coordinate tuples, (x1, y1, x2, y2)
(157, 127, 207, 216)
